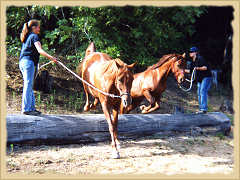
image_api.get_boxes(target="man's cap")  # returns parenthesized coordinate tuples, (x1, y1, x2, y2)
(189, 46, 199, 53)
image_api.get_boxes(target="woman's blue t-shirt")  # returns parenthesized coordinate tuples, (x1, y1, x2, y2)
(19, 32, 40, 66)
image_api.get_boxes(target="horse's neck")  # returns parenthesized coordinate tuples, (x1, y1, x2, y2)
(102, 60, 118, 77)
(156, 60, 173, 79)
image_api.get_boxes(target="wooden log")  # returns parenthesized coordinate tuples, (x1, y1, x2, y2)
(6, 112, 231, 145)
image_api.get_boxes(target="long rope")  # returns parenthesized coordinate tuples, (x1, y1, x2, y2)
(34, 61, 53, 80)
(178, 67, 196, 92)
(36, 60, 196, 95)
(36, 60, 122, 98)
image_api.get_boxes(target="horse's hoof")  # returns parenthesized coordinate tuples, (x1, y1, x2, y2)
(89, 104, 96, 110)
(112, 152, 120, 159)
(84, 105, 90, 111)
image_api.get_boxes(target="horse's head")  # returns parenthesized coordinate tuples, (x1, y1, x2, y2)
(114, 59, 136, 108)
(171, 53, 186, 84)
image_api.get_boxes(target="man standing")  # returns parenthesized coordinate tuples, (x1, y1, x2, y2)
(185, 47, 212, 114)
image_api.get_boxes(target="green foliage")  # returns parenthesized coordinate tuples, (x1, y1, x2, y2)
(6, 5, 206, 67)
(216, 132, 225, 140)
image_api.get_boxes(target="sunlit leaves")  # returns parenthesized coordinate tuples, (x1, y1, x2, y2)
(6, 5, 206, 67)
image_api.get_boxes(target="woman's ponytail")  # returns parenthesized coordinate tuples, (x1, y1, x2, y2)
(20, 22, 29, 43)
(20, 19, 40, 43)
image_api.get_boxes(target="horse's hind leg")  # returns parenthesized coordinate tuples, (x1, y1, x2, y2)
(89, 98, 98, 110)
(83, 85, 91, 111)
(141, 90, 155, 113)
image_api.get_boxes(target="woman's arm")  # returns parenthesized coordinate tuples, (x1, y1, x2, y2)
(34, 41, 57, 63)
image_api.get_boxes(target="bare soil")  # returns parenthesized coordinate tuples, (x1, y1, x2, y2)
(5, 56, 234, 175)
(6, 132, 233, 175)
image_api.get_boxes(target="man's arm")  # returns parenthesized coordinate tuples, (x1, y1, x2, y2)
(196, 66, 207, 71)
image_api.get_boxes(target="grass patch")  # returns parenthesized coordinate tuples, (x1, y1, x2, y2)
(216, 132, 225, 140)
(226, 114, 234, 125)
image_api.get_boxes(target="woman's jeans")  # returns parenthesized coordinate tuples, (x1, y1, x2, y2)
(197, 77, 212, 111)
(19, 58, 36, 113)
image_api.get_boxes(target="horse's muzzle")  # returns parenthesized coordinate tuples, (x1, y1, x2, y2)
(120, 93, 132, 107)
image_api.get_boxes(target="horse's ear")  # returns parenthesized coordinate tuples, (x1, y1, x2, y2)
(127, 62, 137, 69)
(115, 60, 122, 69)
(182, 53, 186, 58)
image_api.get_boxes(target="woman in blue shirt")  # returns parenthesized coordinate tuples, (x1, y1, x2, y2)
(19, 19, 57, 115)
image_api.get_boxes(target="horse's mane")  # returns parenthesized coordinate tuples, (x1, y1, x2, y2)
(147, 54, 176, 70)
(114, 58, 125, 67)
(102, 58, 126, 74)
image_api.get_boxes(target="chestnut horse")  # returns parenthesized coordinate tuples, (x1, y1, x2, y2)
(78, 42, 136, 158)
(120, 53, 186, 114)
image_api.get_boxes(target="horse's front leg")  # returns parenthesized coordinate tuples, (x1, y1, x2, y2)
(120, 98, 142, 114)
(141, 90, 155, 113)
(143, 100, 161, 114)
(112, 108, 121, 150)
(100, 99, 120, 159)
(119, 101, 126, 114)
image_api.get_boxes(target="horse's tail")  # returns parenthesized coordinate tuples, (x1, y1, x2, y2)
(85, 41, 96, 57)
(76, 61, 83, 78)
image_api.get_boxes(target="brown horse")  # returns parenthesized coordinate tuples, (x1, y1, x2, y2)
(78, 42, 136, 158)
(120, 53, 186, 114)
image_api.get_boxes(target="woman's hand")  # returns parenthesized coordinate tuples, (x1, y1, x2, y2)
(51, 57, 58, 64)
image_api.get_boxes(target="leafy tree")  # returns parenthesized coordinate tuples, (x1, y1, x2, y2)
(6, 5, 206, 68)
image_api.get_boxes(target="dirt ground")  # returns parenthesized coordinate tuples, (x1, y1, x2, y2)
(5, 56, 234, 176)
(6, 131, 233, 175)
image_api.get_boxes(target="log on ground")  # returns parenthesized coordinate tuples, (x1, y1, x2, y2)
(6, 112, 231, 144)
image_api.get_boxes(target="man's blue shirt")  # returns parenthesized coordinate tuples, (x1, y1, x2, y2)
(189, 55, 212, 82)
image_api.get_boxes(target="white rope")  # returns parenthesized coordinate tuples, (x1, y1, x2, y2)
(36, 60, 122, 98)
(34, 61, 53, 80)
(178, 67, 196, 92)
(39, 61, 53, 70)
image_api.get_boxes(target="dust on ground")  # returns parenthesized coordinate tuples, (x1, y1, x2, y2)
(6, 131, 234, 175)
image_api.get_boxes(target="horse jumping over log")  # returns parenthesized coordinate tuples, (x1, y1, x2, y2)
(78, 42, 136, 158)
(120, 53, 186, 114)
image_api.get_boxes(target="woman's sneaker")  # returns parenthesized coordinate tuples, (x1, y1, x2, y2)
(23, 110, 41, 116)
(34, 110, 42, 115)
(195, 110, 207, 114)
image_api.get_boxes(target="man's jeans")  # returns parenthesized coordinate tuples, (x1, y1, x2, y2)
(197, 77, 212, 111)
(19, 58, 36, 113)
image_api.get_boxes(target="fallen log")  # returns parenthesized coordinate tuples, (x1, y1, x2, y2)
(6, 112, 231, 145)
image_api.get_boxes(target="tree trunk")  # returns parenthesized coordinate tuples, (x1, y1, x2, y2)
(6, 112, 231, 145)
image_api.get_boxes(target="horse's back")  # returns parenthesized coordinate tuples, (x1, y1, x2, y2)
(81, 52, 114, 95)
